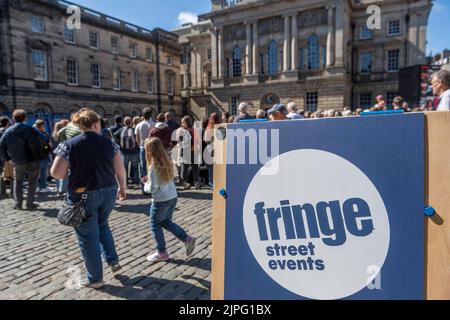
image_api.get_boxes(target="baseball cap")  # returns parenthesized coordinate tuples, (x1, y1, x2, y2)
(267, 103, 287, 114)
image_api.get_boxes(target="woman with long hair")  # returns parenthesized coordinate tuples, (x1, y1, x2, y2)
(143, 137, 196, 262)
(204, 113, 221, 188)
(178, 116, 202, 190)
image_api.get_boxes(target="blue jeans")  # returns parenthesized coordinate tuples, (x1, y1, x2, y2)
(207, 165, 213, 186)
(150, 197, 187, 252)
(139, 147, 147, 179)
(56, 177, 68, 193)
(123, 153, 140, 185)
(39, 158, 49, 189)
(70, 186, 119, 283)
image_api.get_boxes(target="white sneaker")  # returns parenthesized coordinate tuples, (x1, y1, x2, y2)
(39, 187, 52, 194)
(80, 279, 105, 289)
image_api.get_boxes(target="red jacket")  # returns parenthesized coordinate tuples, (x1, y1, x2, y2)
(150, 122, 173, 151)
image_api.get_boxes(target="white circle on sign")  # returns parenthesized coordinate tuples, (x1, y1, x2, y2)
(243, 149, 390, 300)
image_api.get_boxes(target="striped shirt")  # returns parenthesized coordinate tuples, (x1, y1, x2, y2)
(57, 122, 81, 142)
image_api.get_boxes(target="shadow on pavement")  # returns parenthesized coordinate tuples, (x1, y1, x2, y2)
(169, 257, 211, 272)
(177, 191, 212, 201)
(100, 273, 210, 300)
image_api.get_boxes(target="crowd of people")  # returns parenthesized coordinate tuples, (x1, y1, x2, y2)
(221, 69, 450, 123)
(0, 108, 201, 289)
(0, 69, 448, 289)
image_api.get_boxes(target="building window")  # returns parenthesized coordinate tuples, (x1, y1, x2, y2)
(64, 26, 75, 44)
(360, 25, 374, 40)
(259, 54, 265, 75)
(91, 64, 101, 88)
(31, 16, 44, 33)
(147, 75, 154, 94)
(182, 47, 191, 64)
(167, 76, 174, 96)
(308, 35, 320, 70)
(386, 92, 398, 107)
(299, 48, 305, 71)
(66, 58, 78, 85)
(130, 42, 137, 58)
(268, 40, 278, 75)
(132, 71, 139, 92)
(167, 55, 173, 65)
(231, 96, 239, 115)
(207, 49, 212, 61)
(146, 47, 153, 62)
(232, 46, 241, 77)
(224, 0, 242, 6)
(322, 47, 327, 68)
(207, 71, 212, 88)
(31, 49, 47, 81)
(305, 92, 318, 112)
(90, 32, 99, 49)
(388, 49, 400, 72)
(360, 52, 373, 74)
(360, 93, 373, 109)
(113, 67, 122, 90)
(388, 20, 401, 36)
(279, 48, 284, 71)
(111, 36, 119, 54)
(181, 75, 185, 88)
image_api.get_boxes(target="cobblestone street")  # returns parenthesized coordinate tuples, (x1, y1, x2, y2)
(0, 188, 213, 300)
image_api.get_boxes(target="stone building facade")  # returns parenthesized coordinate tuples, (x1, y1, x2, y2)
(0, 0, 182, 120)
(174, 0, 432, 118)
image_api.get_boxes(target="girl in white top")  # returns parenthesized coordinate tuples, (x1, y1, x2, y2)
(143, 137, 196, 262)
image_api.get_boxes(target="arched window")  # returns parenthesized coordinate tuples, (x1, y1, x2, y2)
(33, 103, 53, 119)
(0, 103, 7, 114)
(308, 35, 320, 70)
(91, 105, 105, 118)
(113, 108, 125, 118)
(232, 46, 241, 78)
(131, 109, 141, 117)
(268, 40, 278, 75)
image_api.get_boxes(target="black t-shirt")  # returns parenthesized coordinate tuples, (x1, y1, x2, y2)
(55, 132, 118, 193)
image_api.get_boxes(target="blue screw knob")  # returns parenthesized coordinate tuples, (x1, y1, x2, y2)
(424, 206, 436, 217)
(219, 189, 228, 200)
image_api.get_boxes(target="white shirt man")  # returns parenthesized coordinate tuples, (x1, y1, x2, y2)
(135, 117, 155, 147)
(432, 70, 450, 111)
(437, 89, 450, 111)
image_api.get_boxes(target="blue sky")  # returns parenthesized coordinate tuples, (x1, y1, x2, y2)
(73, 0, 449, 54)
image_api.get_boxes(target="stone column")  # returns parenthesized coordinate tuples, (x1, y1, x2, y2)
(283, 14, 291, 72)
(326, 7, 335, 67)
(245, 22, 252, 75)
(252, 21, 259, 75)
(334, 5, 345, 67)
(211, 28, 218, 78)
(218, 28, 224, 78)
(291, 13, 298, 71)
(197, 50, 202, 88)
(418, 22, 427, 64)
(191, 48, 197, 88)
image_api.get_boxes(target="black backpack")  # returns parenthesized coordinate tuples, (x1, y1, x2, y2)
(16, 129, 51, 161)
(28, 129, 51, 161)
